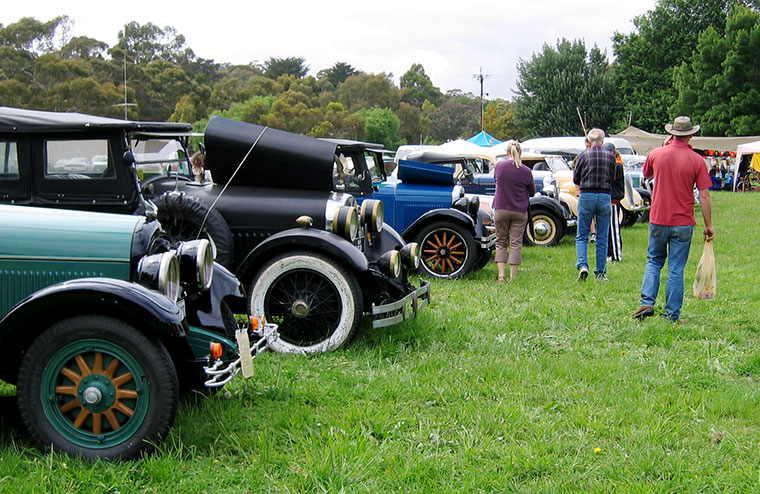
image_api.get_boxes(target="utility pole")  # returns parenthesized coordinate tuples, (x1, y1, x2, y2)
(473, 68, 490, 132)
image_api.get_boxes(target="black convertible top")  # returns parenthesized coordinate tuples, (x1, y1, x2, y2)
(205, 116, 338, 191)
(0, 106, 191, 133)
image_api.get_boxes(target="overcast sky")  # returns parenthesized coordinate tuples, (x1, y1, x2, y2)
(4, 0, 658, 100)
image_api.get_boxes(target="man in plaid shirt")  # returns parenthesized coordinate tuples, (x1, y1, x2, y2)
(573, 128, 615, 281)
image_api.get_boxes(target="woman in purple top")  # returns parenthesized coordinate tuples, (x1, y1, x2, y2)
(493, 140, 536, 282)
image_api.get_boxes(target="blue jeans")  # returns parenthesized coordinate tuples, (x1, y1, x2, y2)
(640, 223, 694, 321)
(575, 192, 611, 275)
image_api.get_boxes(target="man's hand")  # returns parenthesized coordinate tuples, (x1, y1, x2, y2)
(703, 225, 715, 242)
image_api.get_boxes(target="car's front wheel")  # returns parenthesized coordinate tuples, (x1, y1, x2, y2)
(249, 252, 363, 354)
(525, 209, 564, 247)
(16, 315, 179, 460)
(415, 221, 477, 279)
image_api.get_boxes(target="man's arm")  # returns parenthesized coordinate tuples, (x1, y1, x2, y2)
(643, 155, 654, 179)
(573, 155, 583, 185)
(698, 188, 715, 241)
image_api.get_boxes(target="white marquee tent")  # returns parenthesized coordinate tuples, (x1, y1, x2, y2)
(732, 140, 760, 190)
(613, 126, 760, 155)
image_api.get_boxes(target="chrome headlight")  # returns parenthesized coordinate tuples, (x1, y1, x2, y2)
(360, 199, 384, 233)
(542, 184, 557, 197)
(451, 185, 465, 205)
(400, 243, 420, 270)
(177, 239, 214, 291)
(378, 250, 401, 278)
(137, 252, 181, 302)
(331, 205, 359, 242)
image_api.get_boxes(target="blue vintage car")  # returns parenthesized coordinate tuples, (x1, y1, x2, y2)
(326, 140, 496, 279)
(394, 150, 576, 247)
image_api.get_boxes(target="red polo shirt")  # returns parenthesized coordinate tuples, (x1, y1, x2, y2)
(644, 139, 712, 226)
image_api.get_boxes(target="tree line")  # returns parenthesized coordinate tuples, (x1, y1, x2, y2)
(1, 0, 759, 149)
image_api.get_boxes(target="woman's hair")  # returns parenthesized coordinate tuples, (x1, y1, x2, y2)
(190, 151, 205, 172)
(506, 140, 522, 167)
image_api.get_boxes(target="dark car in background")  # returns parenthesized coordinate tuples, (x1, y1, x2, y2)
(0, 107, 429, 354)
(0, 204, 276, 460)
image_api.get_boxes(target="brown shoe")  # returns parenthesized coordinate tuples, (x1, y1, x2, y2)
(633, 306, 654, 320)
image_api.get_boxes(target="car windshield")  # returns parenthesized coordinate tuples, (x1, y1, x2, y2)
(131, 138, 191, 178)
(334, 153, 364, 191)
(546, 157, 571, 172)
(364, 151, 385, 184)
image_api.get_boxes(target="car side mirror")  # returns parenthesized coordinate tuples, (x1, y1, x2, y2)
(123, 150, 135, 167)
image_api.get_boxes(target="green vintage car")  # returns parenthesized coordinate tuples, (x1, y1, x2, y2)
(0, 204, 277, 460)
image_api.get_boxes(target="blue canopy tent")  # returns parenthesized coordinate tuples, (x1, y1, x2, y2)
(467, 131, 501, 147)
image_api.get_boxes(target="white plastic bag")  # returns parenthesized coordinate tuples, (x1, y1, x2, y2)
(693, 240, 717, 299)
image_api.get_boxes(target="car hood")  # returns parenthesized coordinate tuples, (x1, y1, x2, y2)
(0, 205, 140, 261)
(204, 116, 339, 191)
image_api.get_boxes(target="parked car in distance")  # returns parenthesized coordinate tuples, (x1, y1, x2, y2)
(0, 107, 428, 355)
(397, 149, 575, 247)
(0, 204, 277, 460)
(520, 135, 651, 227)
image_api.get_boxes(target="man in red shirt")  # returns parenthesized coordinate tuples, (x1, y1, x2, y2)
(633, 116, 715, 322)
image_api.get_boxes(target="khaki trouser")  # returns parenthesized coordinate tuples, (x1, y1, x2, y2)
(494, 209, 527, 265)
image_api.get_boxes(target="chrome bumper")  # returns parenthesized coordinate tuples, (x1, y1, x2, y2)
(203, 323, 279, 388)
(371, 279, 430, 328)
(479, 232, 497, 250)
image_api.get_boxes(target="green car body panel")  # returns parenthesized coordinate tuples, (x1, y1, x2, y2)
(0, 204, 137, 315)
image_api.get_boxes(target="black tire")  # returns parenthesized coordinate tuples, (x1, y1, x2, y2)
(16, 315, 179, 460)
(474, 249, 492, 271)
(414, 221, 477, 279)
(249, 251, 363, 354)
(637, 190, 651, 223)
(157, 192, 235, 267)
(524, 208, 564, 247)
(621, 209, 641, 228)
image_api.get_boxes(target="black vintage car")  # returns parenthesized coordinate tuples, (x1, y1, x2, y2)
(0, 107, 429, 354)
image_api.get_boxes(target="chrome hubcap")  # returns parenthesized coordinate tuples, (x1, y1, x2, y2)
(82, 386, 103, 405)
(291, 300, 310, 318)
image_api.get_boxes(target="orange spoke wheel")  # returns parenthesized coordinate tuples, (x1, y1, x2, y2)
(416, 222, 476, 279)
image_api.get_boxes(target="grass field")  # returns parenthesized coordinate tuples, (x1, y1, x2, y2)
(1, 192, 758, 493)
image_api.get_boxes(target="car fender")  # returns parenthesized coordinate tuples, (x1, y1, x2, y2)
(529, 195, 567, 219)
(235, 228, 369, 283)
(0, 278, 189, 382)
(367, 223, 407, 253)
(401, 208, 476, 240)
(187, 262, 247, 338)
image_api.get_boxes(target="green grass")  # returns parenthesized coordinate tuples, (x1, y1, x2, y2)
(2, 192, 759, 493)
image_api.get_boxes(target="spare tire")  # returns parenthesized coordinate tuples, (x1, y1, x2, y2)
(157, 192, 235, 267)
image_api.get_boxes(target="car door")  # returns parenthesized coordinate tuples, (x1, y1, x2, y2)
(0, 136, 31, 204)
(31, 133, 137, 214)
